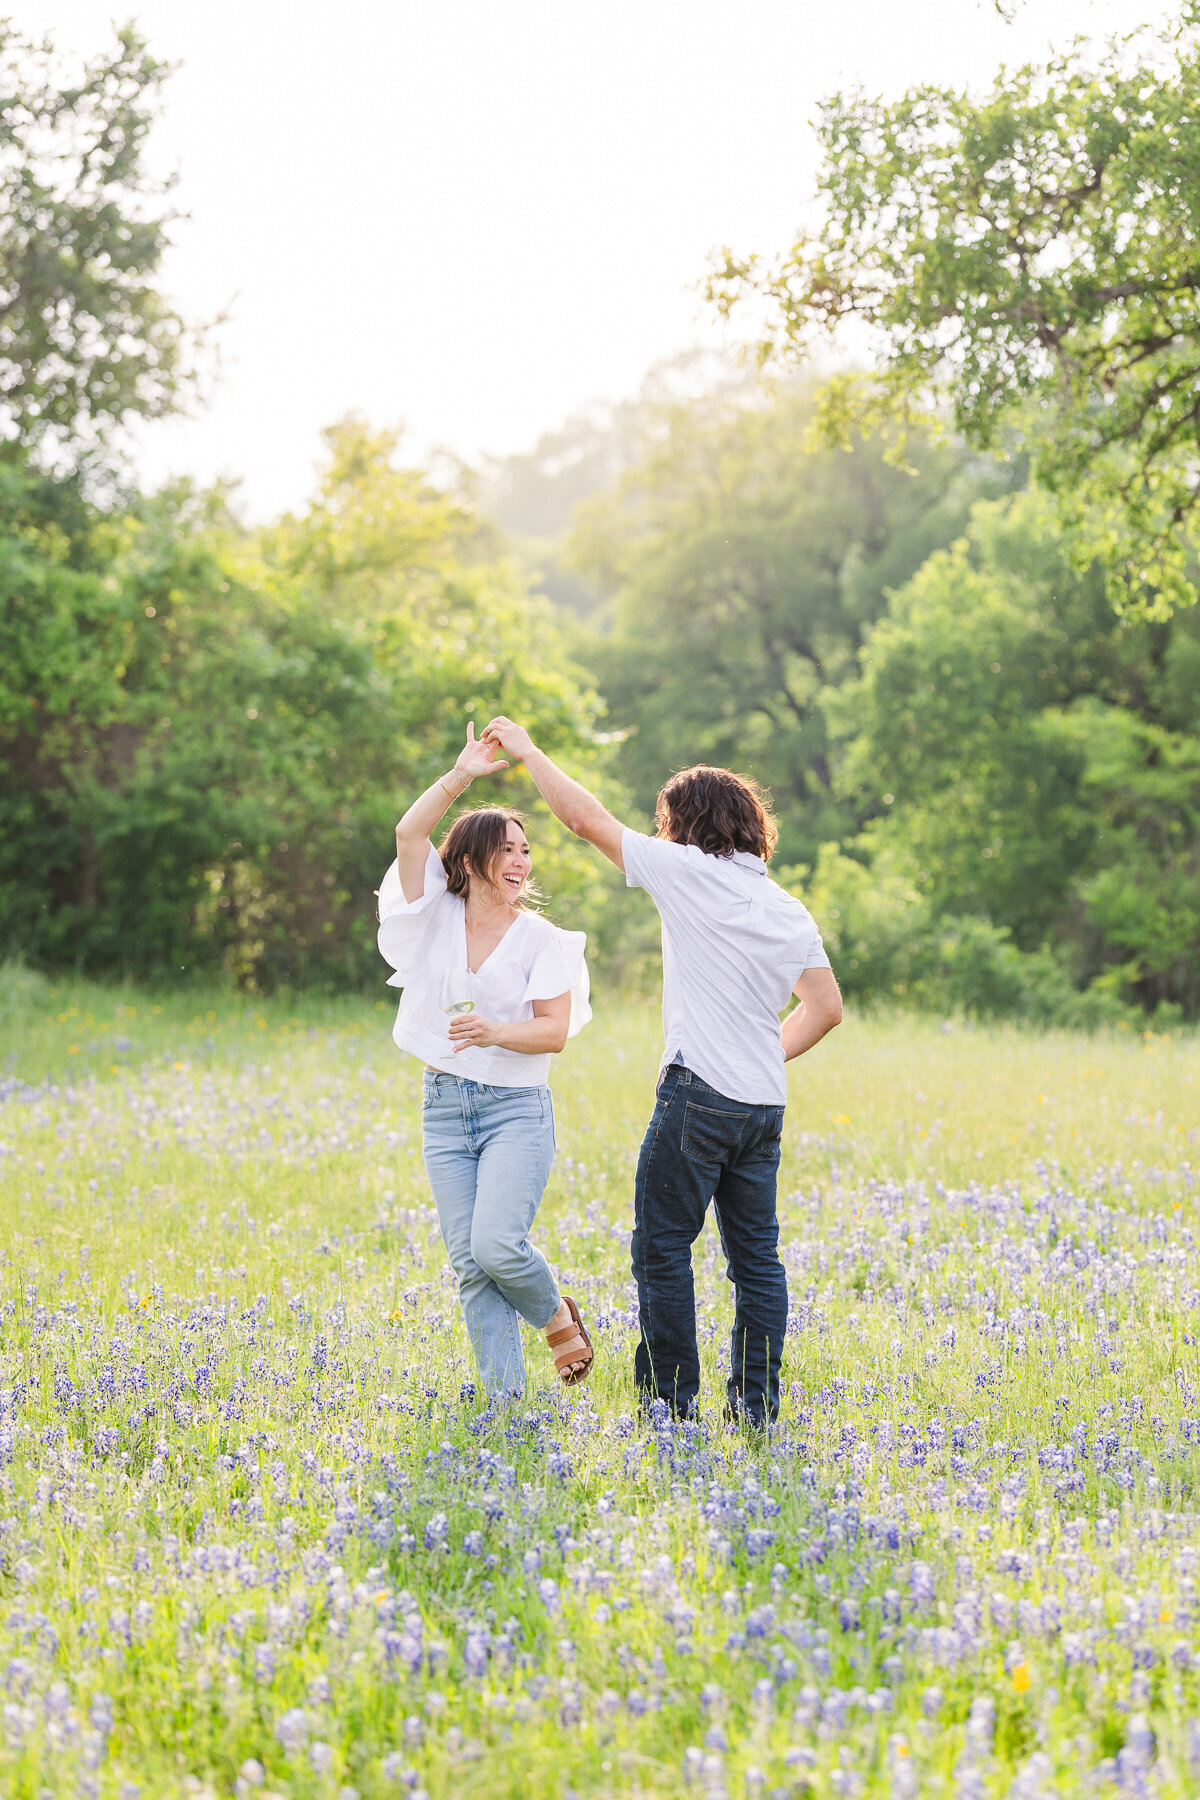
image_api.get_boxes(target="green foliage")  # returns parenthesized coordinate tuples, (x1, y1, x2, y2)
(831, 493, 1103, 946)
(570, 381, 1009, 865)
(0, 23, 196, 470)
(0, 423, 610, 989)
(803, 844, 1132, 1027)
(0, 27, 623, 995)
(825, 490, 1200, 1018)
(708, 2, 1200, 611)
(0, 957, 49, 1029)
(1069, 704, 1200, 1016)
(484, 350, 742, 617)
(0, 0, 1193, 1026)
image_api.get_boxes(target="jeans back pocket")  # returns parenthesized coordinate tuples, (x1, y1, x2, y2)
(681, 1100, 749, 1165)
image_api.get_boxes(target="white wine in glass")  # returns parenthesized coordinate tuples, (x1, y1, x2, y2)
(438, 967, 475, 1018)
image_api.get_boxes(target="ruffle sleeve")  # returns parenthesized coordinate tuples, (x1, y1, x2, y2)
(377, 845, 449, 987)
(522, 924, 592, 1038)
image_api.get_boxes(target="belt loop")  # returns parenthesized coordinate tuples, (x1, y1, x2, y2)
(683, 1067, 692, 1085)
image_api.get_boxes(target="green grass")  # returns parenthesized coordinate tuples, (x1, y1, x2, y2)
(1, 966, 1199, 1797)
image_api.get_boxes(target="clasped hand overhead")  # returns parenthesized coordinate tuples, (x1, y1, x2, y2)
(481, 717, 534, 760)
(456, 720, 510, 779)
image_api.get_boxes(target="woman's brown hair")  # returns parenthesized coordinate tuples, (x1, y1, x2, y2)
(655, 764, 778, 861)
(439, 806, 541, 907)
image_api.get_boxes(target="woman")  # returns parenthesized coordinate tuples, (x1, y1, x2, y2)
(377, 723, 594, 1397)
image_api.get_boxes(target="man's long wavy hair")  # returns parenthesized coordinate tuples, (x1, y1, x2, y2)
(439, 806, 541, 909)
(654, 764, 778, 862)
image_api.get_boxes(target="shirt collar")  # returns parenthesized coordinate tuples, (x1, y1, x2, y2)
(729, 850, 768, 876)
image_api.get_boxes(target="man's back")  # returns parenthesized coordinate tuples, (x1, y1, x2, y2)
(622, 829, 829, 1106)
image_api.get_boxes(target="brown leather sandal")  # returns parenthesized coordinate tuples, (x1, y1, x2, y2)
(548, 1296, 594, 1386)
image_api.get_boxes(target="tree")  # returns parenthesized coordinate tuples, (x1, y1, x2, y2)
(831, 493, 1104, 947)
(829, 489, 1200, 1015)
(483, 350, 743, 617)
(0, 423, 614, 987)
(0, 23, 195, 472)
(1070, 705, 1200, 1015)
(570, 380, 1013, 864)
(708, 3, 1200, 611)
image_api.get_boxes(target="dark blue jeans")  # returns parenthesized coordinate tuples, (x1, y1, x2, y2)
(631, 1064, 787, 1425)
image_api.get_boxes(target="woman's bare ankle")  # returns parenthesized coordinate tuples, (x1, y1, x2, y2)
(546, 1299, 586, 1372)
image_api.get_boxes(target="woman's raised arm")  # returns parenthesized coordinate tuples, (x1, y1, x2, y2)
(394, 723, 509, 902)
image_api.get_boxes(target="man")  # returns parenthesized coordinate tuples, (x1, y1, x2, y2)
(482, 719, 842, 1426)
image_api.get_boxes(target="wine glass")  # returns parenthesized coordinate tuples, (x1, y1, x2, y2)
(438, 966, 475, 1021)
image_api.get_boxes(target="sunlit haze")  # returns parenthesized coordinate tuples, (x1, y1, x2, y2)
(6, 0, 1168, 518)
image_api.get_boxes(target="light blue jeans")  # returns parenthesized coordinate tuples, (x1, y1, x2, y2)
(421, 1069, 561, 1398)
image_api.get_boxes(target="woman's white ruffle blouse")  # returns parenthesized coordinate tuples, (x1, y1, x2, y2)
(377, 844, 591, 1086)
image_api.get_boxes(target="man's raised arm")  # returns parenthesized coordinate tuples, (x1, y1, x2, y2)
(482, 717, 626, 870)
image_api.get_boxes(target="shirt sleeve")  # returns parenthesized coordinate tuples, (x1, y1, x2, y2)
(621, 828, 688, 897)
(376, 845, 448, 984)
(522, 922, 592, 1038)
(803, 931, 832, 971)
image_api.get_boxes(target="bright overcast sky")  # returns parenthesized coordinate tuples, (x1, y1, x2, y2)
(6, 0, 1168, 519)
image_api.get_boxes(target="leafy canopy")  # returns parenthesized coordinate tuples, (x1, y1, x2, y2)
(0, 422, 611, 988)
(823, 490, 1200, 1017)
(708, 3, 1200, 612)
(0, 23, 195, 471)
(571, 380, 1010, 865)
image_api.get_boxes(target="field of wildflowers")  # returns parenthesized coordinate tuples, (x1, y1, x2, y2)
(1, 964, 1199, 1799)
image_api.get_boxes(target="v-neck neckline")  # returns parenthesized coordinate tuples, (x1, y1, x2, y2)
(460, 902, 524, 977)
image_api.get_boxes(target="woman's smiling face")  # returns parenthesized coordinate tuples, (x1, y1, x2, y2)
(493, 819, 532, 901)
